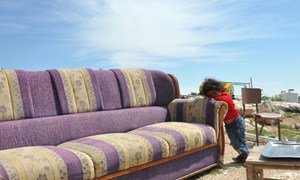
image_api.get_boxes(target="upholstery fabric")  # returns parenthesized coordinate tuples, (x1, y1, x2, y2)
(94, 70, 122, 110)
(149, 70, 176, 106)
(26, 71, 60, 117)
(0, 146, 94, 180)
(0, 106, 168, 150)
(47, 68, 103, 114)
(168, 74, 180, 98)
(59, 133, 169, 177)
(112, 69, 156, 108)
(130, 122, 216, 156)
(0, 70, 34, 121)
(118, 146, 218, 180)
(168, 96, 228, 136)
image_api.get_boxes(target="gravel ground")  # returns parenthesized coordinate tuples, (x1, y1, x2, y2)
(190, 135, 300, 180)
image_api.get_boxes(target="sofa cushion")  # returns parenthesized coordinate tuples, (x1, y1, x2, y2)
(48, 68, 103, 114)
(129, 122, 216, 156)
(0, 146, 94, 180)
(0, 70, 34, 121)
(112, 69, 156, 108)
(0, 106, 168, 150)
(94, 70, 122, 110)
(59, 133, 169, 177)
(26, 71, 60, 118)
(149, 70, 176, 106)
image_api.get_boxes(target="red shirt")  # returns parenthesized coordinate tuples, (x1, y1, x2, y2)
(214, 92, 239, 122)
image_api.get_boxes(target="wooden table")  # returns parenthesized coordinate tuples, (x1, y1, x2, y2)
(254, 113, 282, 146)
(245, 146, 300, 180)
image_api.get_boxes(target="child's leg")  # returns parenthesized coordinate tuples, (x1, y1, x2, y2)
(233, 116, 250, 155)
(225, 116, 249, 155)
(225, 121, 244, 155)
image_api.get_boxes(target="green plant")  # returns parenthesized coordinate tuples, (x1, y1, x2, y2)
(261, 95, 270, 101)
(271, 95, 283, 101)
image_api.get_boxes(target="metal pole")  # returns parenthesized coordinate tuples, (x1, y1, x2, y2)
(250, 78, 253, 88)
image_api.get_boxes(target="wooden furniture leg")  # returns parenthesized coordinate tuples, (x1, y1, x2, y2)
(255, 168, 264, 180)
(255, 118, 259, 146)
(246, 164, 257, 180)
(258, 123, 265, 135)
(277, 119, 281, 141)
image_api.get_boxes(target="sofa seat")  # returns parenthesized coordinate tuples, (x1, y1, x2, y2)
(0, 146, 95, 180)
(58, 133, 169, 177)
(129, 122, 217, 156)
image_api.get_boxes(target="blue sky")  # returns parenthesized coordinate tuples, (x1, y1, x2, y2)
(0, 0, 300, 96)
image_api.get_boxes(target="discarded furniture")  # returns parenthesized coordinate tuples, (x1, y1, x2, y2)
(245, 143, 300, 180)
(254, 113, 282, 146)
(0, 68, 228, 180)
(242, 88, 262, 117)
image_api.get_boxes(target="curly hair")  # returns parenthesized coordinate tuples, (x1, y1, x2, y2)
(200, 78, 224, 96)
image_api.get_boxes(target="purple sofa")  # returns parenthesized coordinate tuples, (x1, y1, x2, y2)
(0, 68, 228, 180)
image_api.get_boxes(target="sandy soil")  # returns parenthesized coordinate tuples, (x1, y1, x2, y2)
(190, 136, 300, 180)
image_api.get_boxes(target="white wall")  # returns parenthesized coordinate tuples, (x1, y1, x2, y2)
(282, 93, 298, 103)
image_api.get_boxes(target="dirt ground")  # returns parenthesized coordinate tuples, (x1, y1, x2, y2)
(190, 135, 300, 180)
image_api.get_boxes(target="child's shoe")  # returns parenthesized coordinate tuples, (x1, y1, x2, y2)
(232, 153, 249, 163)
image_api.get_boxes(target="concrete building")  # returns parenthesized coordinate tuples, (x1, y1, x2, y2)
(281, 89, 299, 103)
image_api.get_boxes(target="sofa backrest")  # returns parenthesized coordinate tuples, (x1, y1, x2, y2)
(0, 70, 34, 121)
(0, 68, 179, 150)
(48, 68, 103, 114)
(27, 71, 60, 118)
(112, 68, 157, 108)
(94, 70, 123, 110)
(0, 70, 62, 122)
(149, 70, 177, 106)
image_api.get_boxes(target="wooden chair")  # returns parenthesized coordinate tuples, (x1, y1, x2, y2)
(242, 88, 262, 117)
(242, 88, 282, 145)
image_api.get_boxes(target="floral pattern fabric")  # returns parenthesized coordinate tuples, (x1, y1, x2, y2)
(130, 122, 217, 156)
(49, 68, 100, 114)
(112, 68, 156, 108)
(0, 146, 95, 180)
(0, 70, 25, 121)
(59, 133, 169, 177)
(168, 96, 228, 136)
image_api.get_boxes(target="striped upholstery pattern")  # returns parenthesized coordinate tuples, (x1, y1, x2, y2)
(59, 133, 169, 177)
(0, 146, 94, 180)
(130, 122, 216, 156)
(48, 68, 103, 114)
(168, 96, 228, 136)
(0, 70, 33, 121)
(112, 69, 156, 108)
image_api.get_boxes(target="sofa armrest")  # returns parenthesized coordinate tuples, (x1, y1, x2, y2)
(168, 96, 228, 162)
(168, 96, 228, 132)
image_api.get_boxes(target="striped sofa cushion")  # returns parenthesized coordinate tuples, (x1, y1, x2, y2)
(129, 122, 217, 156)
(0, 70, 34, 121)
(0, 146, 94, 180)
(59, 133, 169, 177)
(48, 68, 103, 114)
(111, 69, 156, 108)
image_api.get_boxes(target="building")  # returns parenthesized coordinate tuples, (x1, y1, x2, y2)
(281, 89, 299, 103)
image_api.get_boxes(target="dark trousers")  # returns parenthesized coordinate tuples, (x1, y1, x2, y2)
(225, 115, 250, 155)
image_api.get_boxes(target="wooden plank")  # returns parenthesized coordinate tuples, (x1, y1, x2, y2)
(98, 143, 218, 180)
(246, 146, 300, 166)
(254, 164, 300, 171)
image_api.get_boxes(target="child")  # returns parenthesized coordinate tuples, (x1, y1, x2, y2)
(201, 78, 250, 163)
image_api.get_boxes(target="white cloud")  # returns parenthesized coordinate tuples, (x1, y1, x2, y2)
(29, 0, 290, 67)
